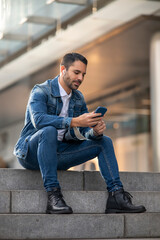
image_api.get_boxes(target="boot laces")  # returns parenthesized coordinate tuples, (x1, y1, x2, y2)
(123, 190, 133, 204)
(50, 188, 63, 201)
(54, 188, 63, 200)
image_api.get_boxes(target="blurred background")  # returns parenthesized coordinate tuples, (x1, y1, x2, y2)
(0, 0, 160, 172)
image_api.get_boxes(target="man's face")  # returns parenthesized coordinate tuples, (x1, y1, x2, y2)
(62, 60, 87, 91)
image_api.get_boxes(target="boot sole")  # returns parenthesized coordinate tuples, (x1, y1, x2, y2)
(46, 209, 73, 214)
(105, 207, 146, 214)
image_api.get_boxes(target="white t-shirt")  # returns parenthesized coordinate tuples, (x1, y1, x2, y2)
(57, 80, 72, 141)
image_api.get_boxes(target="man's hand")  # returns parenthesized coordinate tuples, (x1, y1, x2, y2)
(71, 112, 102, 128)
(93, 120, 106, 136)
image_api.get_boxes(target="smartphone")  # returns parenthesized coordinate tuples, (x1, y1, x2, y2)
(94, 106, 107, 117)
(92, 106, 107, 127)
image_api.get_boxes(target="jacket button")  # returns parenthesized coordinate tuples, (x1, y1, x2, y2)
(25, 139, 28, 142)
(58, 99, 62, 103)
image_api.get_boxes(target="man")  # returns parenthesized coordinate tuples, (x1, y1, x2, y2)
(14, 52, 146, 214)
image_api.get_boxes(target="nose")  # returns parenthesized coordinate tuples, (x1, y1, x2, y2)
(78, 73, 83, 82)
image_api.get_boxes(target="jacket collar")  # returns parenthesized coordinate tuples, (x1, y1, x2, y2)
(51, 75, 61, 97)
(51, 75, 81, 100)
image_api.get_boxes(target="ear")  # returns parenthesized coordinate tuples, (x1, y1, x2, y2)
(60, 65, 66, 74)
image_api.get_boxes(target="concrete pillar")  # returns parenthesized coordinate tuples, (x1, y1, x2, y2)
(150, 32, 160, 172)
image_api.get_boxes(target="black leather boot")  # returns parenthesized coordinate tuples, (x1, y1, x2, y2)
(46, 187, 73, 214)
(105, 188, 146, 213)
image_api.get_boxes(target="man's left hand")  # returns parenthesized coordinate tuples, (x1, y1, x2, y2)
(93, 120, 106, 136)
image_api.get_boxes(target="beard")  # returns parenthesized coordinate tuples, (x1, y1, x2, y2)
(63, 74, 81, 90)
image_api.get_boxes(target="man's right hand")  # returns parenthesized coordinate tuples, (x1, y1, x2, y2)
(70, 112, 102, 128)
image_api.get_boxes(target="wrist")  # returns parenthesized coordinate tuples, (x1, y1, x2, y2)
(70, 117, 79, 127)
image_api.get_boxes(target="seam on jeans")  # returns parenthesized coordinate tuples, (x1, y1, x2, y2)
(101, 145, 122, 191)
(101, 145, 115, 181)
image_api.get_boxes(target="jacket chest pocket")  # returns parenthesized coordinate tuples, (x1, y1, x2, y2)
(47, 97, 57, 115)
(47, 104, 56, 114)
(73, 104, 82, 117)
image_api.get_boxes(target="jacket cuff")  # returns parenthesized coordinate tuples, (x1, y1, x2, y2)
(62, 117, 72, 129)
(87, 128, 103, 140)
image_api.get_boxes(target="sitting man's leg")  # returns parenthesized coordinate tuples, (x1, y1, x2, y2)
(57, 136, 146, 213)
(18, 126, 73, 214)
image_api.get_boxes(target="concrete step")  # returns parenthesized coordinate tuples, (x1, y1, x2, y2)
(0, 213, 159, 239)
(0, 190, 160, 214)
(0, 169, 160, 191)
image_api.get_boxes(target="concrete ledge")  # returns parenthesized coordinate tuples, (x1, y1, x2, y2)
(0, 169, 160, 191)
(0, 169, 83, 190)
(0, 169, 43, 190)
(84, 171, 160, 191)
(125, 213, 160, 238)
(9, 190, 160, 213)
(120, 172, 160, 192)
(0, 191, 10, 213)
(0, 213, 160, 239)
(11, 190, 107, 213)
(0, 214, 124, 239)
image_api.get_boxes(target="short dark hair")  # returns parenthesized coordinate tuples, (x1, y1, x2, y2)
(61, 52, 88, 70)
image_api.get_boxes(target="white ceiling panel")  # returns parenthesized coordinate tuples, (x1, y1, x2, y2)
(0, 0, 159, 91)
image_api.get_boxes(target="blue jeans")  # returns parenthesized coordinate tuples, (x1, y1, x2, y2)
(18, 126, 123, 192)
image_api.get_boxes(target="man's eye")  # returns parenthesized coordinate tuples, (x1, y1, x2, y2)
(74, 72, 79, 74)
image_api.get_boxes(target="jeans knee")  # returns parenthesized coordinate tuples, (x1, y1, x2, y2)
(40, 126, 57, 142)
(101, 136, 113, 146)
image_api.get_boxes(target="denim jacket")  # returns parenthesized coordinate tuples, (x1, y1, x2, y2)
(14, 76, 101, 160)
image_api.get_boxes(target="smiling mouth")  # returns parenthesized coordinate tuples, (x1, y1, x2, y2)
(73, 82, 80, 87)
